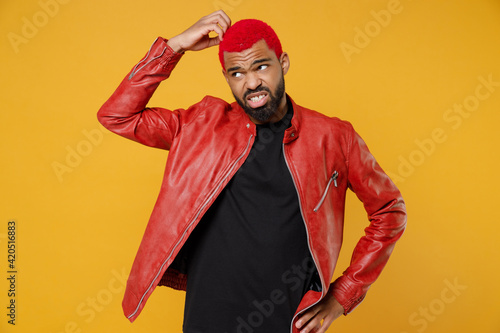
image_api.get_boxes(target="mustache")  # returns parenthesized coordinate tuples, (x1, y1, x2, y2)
(243, 87, 271, 99)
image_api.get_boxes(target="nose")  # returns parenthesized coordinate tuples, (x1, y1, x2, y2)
(245, 72, 262, 90)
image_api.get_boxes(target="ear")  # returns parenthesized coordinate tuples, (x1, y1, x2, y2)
(222, 69, 229, 83)
(279, 52, 290, 75)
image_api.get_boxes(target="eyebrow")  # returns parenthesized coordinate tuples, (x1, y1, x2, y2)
(227, 58, 272, 73)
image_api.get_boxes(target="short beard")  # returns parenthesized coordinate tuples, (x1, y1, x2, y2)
(234, 74, 286, 123)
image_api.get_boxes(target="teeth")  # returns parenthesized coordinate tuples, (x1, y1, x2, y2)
(250, 94, 265, 102)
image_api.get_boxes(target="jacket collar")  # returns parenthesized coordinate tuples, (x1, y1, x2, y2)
(283, 94, 301, 144)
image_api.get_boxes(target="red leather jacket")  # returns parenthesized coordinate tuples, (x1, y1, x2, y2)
(97, 37, 407, 329)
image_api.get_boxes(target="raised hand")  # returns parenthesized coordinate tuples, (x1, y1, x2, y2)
(167, 10, 231, 53)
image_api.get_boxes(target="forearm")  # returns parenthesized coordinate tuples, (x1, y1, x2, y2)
(97, 11, 231, 148)
(329, 197, 406, 314)
(97, 37, 183, 148)
(329, 128, 407, 314)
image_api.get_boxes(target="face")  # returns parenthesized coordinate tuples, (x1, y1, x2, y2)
(223, 40, 290, 124)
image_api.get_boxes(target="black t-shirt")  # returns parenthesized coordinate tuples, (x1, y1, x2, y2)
(182, 103, 320, 333)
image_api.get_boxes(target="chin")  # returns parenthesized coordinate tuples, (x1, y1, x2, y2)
(247, 106, 275, 123)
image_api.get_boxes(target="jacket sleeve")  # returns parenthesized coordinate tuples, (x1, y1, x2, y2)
(329, 126, 407, 314)
(97, 37, 184, 150)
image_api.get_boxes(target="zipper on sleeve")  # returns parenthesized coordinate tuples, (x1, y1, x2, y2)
(129, 38, 167, 80)
(313, 171, 338, 212)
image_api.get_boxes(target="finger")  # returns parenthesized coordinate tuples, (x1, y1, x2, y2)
(207, 13, 231, 40)
(315, 308, 341, 333)
(208, 10, 231, 28)
(204, 10, 230, 29)
(300, 318, 322, 333)
(207, 35, 222, 48)
(197, 22, 223, 41)
(210, 23, 225, 41)
(316, 315, 335, 333)
(215, 10, 232, 32)
(295, 308, 320, 329)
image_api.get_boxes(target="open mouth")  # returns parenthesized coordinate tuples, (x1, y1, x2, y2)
(246, 91, 269, 109)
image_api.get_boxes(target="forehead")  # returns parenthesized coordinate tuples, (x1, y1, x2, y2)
(223, 39, 278, 70)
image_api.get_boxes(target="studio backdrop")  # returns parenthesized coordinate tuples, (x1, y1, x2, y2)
(1, 0, 499, 332)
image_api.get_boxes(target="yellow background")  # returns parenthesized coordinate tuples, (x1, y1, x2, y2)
(1, 0, 499, 332)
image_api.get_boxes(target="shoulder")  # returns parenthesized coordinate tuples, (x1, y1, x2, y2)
(179, 95, 243, 128)
(295, 103, 355, 135)
(181, 95, 230, 118)
(189, 95, 231, 111)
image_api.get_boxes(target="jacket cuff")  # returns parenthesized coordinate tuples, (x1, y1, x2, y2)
(329, 277, 367, 315)
(128, 37, 184, 81)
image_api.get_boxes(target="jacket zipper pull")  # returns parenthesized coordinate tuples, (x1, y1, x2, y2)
(313, 170, 339, 212)
(332, 171, 339, 188)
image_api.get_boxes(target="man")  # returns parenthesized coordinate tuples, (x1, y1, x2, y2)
(98, 10, 406, 333)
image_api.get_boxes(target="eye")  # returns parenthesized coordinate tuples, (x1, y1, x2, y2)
(232, 72, 243, 78)
(258, 64, 268, 70)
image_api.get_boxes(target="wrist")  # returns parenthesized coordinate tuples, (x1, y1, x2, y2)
(166, 36, 185, 54)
